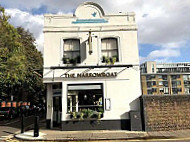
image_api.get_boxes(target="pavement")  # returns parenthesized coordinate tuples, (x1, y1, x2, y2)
(14, 127, 190, 141)
(10, 119, 190, 141)
(0, 114, 42, 142)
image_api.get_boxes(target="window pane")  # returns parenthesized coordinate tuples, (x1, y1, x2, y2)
(64, 39, 80, 51)
(101, 38, 117, 50)
(164, 88, 169, 94)
(108, 50, 117, 57)
(67, 84, 104, 115)
(147, 89, 152, 94)
(72, 52, 80, 58)
(102, 51, 108, 57)
(101, 38, 118, 60)
(109, 39, 117, 50)
(72, 40, 80, 50)
(64, 41, 71, 51)
(63, 39, 80, 63)
(101, 41, 107, 50)
(67, 95, 77, 112)
(177, 81, 181, 86)
(183, 75, 188, 80)
(64, 52, 72, 58)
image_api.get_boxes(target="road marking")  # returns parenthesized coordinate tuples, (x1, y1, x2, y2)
(1, 136, 9, 137)
(126, 136, 190, 141)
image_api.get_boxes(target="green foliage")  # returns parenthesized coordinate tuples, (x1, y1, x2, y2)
(102, 55, 118, 65)
(62, 55, 80, 65)
(105, 56, 110, 64)
(17, 27, 44, 104)
(70, 109, 103, 120)
(0, 6, 44, 103)
(110, 55, 117, 64)
(70, 112, 77, 119)
(0, 6, 27, 99)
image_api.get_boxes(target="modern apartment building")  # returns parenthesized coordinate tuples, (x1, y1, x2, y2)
(140, 61, 190, 95)
(43, 2, 141, 130)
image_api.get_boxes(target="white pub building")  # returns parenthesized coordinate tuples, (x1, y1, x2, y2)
(43, 2, 141, 130)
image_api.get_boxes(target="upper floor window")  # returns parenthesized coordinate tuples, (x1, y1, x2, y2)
(152, 64, 154, 73)
(101, 38, 118, 64)
(63, 39, 80, 64)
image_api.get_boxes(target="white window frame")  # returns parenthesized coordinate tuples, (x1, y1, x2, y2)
(66, 83, 104, 113)
(99, 36, 121, 64)
(60, 37, 81, 65)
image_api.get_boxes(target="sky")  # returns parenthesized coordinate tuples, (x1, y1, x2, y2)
(0, 0, 190, 63)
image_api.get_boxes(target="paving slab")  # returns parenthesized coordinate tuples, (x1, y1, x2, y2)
(15, 131, 46, 140)
(15, 130, 147, 141)
(14, 129, 190, 141)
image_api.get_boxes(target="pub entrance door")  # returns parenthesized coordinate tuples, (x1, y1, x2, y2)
(53, 96, 62, 127)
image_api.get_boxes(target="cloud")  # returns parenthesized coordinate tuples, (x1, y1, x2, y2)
(148, 49, 180, 58)
(5, 8, 44, 53)
(140, 48, 181, 63)
(1, 0, 190, 62)
(137, 0, 190, 46)
(2, 0, 190, 45)
(0, 0, 44, 11)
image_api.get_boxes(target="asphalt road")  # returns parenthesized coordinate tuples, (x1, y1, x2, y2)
(0, 113, 44, 141)
(118, 139, 190, 142)
(8, 139, 190, 142)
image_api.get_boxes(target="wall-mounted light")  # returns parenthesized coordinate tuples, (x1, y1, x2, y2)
(88, 31, 92, 54)
(84, 94, 87, 100)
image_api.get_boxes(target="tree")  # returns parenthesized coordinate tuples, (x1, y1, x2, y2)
(17, 27, 44, 104)
(0, 6, 44, 104)
(0, 6, 27, 101)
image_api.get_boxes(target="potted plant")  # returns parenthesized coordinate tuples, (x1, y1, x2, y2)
(113, 55, 118, 61)
(102, 56, 118, 65)
(111, 56, 117, 64)
(70, 111, 77, 119)
(105, 56, 110, 64)
(81, 109, 89, 119)
(69, 58, 74, 64)
(70, 109, 103, 120)
(62, 56, 67, 64)
(62, 56, 71, 64)
(64, 56, 81, 66)
(76, 111, 83, 119)
(91, 111, 99, 119)
(102, 56, 106, 63)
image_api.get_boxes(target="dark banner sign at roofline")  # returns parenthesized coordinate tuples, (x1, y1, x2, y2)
(64, 72, 117, 78)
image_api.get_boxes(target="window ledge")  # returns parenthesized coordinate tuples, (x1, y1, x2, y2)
(68, 118, 102, 121)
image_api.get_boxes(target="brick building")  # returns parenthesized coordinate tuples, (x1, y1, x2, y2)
(140, 61, 190, 95)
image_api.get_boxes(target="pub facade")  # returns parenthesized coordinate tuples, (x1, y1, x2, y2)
(43, 2, 141, 130)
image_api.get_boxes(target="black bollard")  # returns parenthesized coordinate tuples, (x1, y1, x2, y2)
(34, 116, 39, 137)
(34, 108, 37, 116)
(21, 112, 24, 133)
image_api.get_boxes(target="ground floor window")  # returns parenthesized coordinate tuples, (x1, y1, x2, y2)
(67, 84, 103, 119)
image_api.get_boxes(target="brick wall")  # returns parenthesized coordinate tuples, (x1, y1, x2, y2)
(142, 95, 190, 131)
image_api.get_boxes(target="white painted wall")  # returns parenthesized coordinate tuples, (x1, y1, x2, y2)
(46, 84, 53, 128)
(44, 2, 141, 121)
